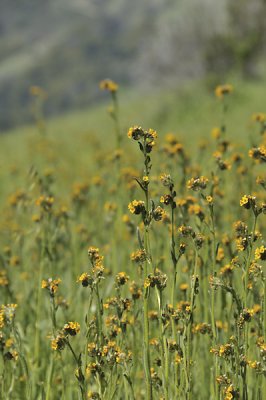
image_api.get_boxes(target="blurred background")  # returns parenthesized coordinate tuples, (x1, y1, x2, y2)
(0, 0, 266, 131)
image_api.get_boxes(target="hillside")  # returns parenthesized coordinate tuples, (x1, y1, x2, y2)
(1, 75, 265, 200)
(0, 0, 230, 129)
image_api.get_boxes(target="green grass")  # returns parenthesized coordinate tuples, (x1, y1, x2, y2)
(1, 75, 265, 202)
(2, 75, 266, 143)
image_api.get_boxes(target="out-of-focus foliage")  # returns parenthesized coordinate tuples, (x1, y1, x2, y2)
(205, 0, 266, 81)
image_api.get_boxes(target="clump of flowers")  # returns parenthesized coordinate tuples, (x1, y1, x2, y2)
(99, 79, 118, 93)
(248, 146, 266, 163)
(215, 84, 233, 98)
(128, 200, 145, 215)
(76, 272, 92, 287)
(187, 176, 208, 191)
(254, 245, 266, 261)
(240, 195, 258, 213)
(51, 321, 80, 350)
(0, 304, 17, 327)
(77, 247, 105, 289)
(144, 268, 167, 291)
(127, 126, 157, 153)
(42, 278, 61, 297)
(63, 321, 80, 336)
(130, 249, 147, 264)
(35, 195, 54, 211)
(115, 272, 129, 286)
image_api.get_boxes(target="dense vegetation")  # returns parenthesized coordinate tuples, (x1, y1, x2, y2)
(0, 78, 265, 399)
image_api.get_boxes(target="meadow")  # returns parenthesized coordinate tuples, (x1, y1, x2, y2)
(0, 78, 265, 399)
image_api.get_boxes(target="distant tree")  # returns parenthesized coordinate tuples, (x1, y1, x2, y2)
(205, 0, 266, 79)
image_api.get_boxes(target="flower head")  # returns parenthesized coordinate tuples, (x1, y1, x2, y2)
(215, 84, 233, 98)
(63, 322, 80, 336)
(240, 195, 256, 209)
(187, 176, 208, 191)
(42, 278, 61, 296)
(115, 272, 129, 286)
(99, 79, 118, 92)
(77, 273, 93, 287)
(255, 245, 266, 261)
(128, 200, 145, 215)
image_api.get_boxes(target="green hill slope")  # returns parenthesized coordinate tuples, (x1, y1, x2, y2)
(1, 76, 265, 170)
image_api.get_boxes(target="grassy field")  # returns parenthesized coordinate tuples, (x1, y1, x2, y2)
(0, 77, 265, 399)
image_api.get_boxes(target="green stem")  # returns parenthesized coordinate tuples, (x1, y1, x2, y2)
(209, 203, 219, 400)
(171, 205, 178, 308)
(84, 291, 93, 379)
(242, 213, 257, 400)
(66, 341, 86, 400)
(111, 92, 121, 150)
(186, 247, 198, 399)
(156, 289, 169, 400)
(95, 284, 103, 346)
(45, 356, 54, 400)
(34, 236, 46, 362)
(142, 145, 153, 400)
(244, 214, 257, 308)
(143, 287, 152, 400)
(123, 373, 136, 400)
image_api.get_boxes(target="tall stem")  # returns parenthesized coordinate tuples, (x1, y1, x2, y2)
(209, 204, 219, 400)
(242, 213, 257, 400)
(142, 141, 153, 399)
(95, 284, 103, 346)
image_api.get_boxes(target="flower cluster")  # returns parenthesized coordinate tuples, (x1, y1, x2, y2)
(51, 321, 80, 350)
(254, 245, 266, 261)
(215, 84, 233, 98)
(144, 268, 167, 291)
(77, 247, 105, 288)
(99, 79, 118, 93)
(41, 278, 61, 297)
(127, 126, 157, 153)
(128, 200, 145, 215)
(187, 176, 208, 191)
(35, 195, 54, 211)
(248, 146, 266, 162)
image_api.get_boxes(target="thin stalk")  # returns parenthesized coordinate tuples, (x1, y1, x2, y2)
(170, 205, 178, 308)
(7, 365, 15, 399)
(84, 291, 93, 380)
(143, 292, 152, 399)
(34, 235, 46, 362)
(169, 201, 180, 397)
(45, 356, 54, 400)
(66, 341, 86, 400)
(111, 92, 122, 150)
(50, 296, 57, 332)
(123, 373, 136, 400)
(156, 289, 169, 400)
(244, 215, 257, 308)
(95, 284, 103, 346)
(142, 140, 153, 400)
(186, 247, 198, 399)
(209, 203, 219, 400)
(242, 213, 257, 400)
